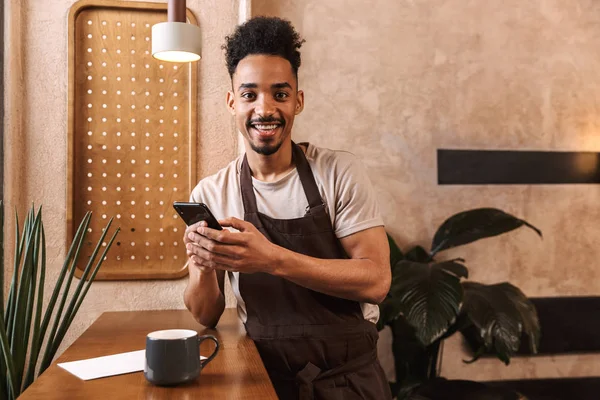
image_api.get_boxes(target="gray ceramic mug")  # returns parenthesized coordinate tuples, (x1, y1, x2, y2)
(144, 329, 219, 386)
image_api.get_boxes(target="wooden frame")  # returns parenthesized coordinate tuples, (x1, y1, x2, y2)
(67, 0, 198, 280)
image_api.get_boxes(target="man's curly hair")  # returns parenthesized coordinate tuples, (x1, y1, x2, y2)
(223, 16, 305, 79)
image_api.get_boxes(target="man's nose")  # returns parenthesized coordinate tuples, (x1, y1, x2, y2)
(255, 95, 276, 116)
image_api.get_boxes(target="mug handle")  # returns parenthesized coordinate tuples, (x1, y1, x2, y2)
(198, 335, 220, 367)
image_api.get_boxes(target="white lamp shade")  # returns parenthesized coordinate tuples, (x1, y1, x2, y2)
(152, 22, 202, 62)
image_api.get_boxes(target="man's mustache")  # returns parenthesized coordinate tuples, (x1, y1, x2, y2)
(246, 117, 285, 127)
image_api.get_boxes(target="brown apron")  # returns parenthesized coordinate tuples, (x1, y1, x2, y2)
(238, 142, 392, 400)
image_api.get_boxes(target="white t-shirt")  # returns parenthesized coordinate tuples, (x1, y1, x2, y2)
(190, 143, 384, 323)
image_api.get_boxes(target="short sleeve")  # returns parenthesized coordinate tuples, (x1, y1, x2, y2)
(332, 152, 384, 238)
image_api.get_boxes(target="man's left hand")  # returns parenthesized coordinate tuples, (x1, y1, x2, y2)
(186, 217, 281, 274)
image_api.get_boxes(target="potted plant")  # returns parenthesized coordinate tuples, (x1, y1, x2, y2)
(0, 202, 120, 399)
(378, 208, 542, 399)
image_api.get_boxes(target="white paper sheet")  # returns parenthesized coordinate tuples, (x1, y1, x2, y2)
(57, 350, 209, 381)
(57, 349, 146, 381)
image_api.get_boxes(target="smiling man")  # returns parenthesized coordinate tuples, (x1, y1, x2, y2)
(183, 17, 392, 400)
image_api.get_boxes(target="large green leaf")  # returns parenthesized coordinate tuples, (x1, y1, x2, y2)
(460, 282, 540, 365)
(430, 208, 542, 257)
(389, 259, 468, 346)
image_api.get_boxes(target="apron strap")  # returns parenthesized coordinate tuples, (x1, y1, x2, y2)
(295, 347, 378, 400)
(296, 362, 321, 400)
(240, 154, 259, 214)
(292, 143, 326, 212)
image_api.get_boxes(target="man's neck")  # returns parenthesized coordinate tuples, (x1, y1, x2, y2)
(245, 140, 295, 182)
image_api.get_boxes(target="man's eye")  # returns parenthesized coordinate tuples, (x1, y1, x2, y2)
(275, 92, 289, 100)
(241, 92, 256, 99)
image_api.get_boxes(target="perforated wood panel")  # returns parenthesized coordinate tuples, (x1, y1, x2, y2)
(67, 1, 198, 280)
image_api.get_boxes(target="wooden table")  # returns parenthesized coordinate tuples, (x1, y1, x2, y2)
(19, 309, 277, 399)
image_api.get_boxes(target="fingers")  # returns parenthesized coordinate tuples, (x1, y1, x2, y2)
(187, 245, 237, 271)
(186, 241, 238, 262)
(183, 220, 207, 244)
(195, 225, 248, 245)
(187, 255, 214, 273)
(186, 233, 241, 258)
(189, 255, 236, 272)
(219, 217, 254, 232)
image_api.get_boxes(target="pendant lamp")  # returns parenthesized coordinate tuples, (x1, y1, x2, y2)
(152, 0, 201, 62)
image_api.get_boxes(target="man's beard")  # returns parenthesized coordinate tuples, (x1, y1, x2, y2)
(246, 117, 287, 156)
(249, 137, 285, 155)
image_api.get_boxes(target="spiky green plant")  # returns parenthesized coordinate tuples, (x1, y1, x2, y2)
(0, 202, 119, 399)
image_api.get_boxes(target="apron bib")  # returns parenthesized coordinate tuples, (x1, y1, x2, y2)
(238, 142, 391, 400)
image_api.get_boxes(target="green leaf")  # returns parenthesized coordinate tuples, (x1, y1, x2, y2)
(0, 203, 5, 400)
(499, 283, 541, 355)
(36, 212, 90, 358)
(39, 212, 92, 373)
(23, 224, 46, 390)
(389, 260, 466, 346)
(52, 227, 120, 360)
(0, 201, 4, 321)
(68, 226, 120, 328)
(405, 245, 430, 263)
(439, 313, 471, 341)
(5, 211, 23, 331)
(11, 208, 42, 391)
(48, 220, 118, 363)
(20, 208, 43, 385)
(0, 314, 18, 400)
(460, 282, 540, 365)
(430, 208, 542, 257)
(463, 345, 487, 364)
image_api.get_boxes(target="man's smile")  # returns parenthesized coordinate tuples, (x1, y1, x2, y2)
(248, 120, 284, 138)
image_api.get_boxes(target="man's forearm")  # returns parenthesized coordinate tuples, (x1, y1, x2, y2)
(271, 248, 390, 304)
(183, 268, 225, 328)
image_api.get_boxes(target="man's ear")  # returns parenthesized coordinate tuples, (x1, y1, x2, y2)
(226, 91, 235, 115)
(295, 90, 305, 115)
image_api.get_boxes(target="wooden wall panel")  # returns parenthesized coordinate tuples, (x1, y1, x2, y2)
(67, 1, 198, 280)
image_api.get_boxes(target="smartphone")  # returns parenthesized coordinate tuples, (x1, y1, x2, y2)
(172, 202, 223, 230)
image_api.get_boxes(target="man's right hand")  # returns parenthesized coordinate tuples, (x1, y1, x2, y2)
(184, 220, 214, 273)
(183, 220, 226, 328)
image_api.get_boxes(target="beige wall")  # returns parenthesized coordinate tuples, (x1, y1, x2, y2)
(3, 0, 241, 357)
(5, 0, 600, 385)
(253, 0, 600, 382)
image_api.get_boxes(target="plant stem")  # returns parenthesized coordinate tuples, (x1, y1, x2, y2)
(427, 341, 441, 379)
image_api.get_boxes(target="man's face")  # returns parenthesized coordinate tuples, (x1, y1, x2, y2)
(227, 55, 304, 156)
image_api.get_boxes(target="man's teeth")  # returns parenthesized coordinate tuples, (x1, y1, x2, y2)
(254, 124, 279, 130)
